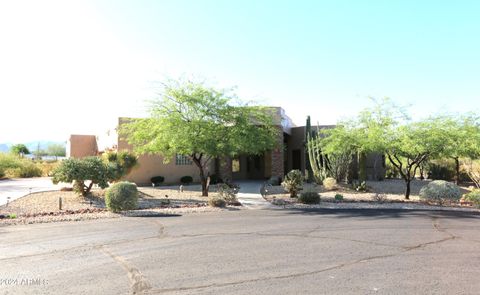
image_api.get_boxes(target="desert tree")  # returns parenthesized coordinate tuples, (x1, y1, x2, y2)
(120, 79, 277, 196)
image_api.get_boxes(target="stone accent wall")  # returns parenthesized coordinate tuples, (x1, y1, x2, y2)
(270, 127, 284, 180)
(218, 157, 233, 182)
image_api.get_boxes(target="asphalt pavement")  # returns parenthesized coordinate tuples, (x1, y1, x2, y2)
(1, 208, 479, 294)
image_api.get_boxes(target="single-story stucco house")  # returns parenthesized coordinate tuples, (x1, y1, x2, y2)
(67, 107, 385, 185)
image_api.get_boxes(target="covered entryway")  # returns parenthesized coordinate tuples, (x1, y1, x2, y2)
(232, 154, 268, 180)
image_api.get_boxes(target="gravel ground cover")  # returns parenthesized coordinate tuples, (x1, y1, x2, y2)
(264, 179, 478, 211)
(0, 184, 224, 225)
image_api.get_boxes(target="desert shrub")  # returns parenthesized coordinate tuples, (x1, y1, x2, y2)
(151, 176, 165, 186)
(352, 180, 369, 192)
(4, 163, 42, 178)
(281, 170, 303, 198)
(298, 191, 320, 204)
(180, 176, 193, 184)
(51, 157, 112, 196)
(419, 180, 462, 204)
(208, 196, 226, 207)
(334, 194, 344, 201)
(372, 193, 388, 203)
(428, 162, 455, 181)
(323, 177, 337, 191)
(0, 168, 4, 178)
(37, 161, 60, 176)
(463, 190, 480, 208)
(105, 182, 138, 212)
(217, 183, 238, 204)
(0, 154, 42, 178)
(104, 151, 138, 182)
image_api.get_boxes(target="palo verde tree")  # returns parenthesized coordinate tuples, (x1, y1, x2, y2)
(386, 119, 446, 199)
(120, 79, 277, 196)
(436, 114, 480, 184)
(10, 144, 30, 157)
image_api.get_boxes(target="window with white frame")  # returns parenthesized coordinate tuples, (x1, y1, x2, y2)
(175, 154, 192, 165)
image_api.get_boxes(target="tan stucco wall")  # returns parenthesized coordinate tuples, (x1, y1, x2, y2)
(68, 135, 98, 158)
(124, 153, 214, 185)
(117, 119, 214, 185)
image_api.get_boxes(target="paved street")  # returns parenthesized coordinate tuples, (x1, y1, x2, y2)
(0, 178, 62, 206)
(0, 208, 479, 294)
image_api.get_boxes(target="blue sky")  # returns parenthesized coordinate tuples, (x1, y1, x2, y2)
(1, 0, 479, 142)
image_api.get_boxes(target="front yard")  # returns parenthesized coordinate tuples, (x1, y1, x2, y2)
(264, 179, 479, 211)
(0, 184, 224, 225)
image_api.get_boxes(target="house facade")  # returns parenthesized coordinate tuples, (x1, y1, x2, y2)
(68, 107, 385, 185)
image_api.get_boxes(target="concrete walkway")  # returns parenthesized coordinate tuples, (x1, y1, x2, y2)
(0, 177, 62, 206)
(235, 181, 275, 209)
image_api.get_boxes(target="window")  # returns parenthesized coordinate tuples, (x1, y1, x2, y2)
(232, 158, 240, 173)
(176, 154, 192, 165)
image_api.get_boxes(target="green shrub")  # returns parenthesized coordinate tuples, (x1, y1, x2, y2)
(104, 151, 138, 182)
(0, 154, 42, 178)
(463, 190, 480, 208)
(208, 196, 226, 207)
(51, 157, 112, 196)
(150, 176, 165, 186)
(281, 170, 303, 198)
(334, 194, 344, 201)
(323, 177, 337, 191)
(419, 180, 462, 204)
(298, 191, 320, 204)
(0, 168, 4, 178)
(180, 176, 193, 184)
(105, 182, 138, 212)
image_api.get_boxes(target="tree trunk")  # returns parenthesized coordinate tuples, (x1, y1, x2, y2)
(192, 155, 209, 197)
(405, 178, 411, 200)
(359, 152, 367, 182)
(454, 157, 460, 185)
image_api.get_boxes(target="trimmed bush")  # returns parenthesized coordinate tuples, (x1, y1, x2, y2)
(180, 176, 193, 184)
(323, 177, 337, 191)
(463, 189, 480, 208)
(281, 170, 303, 198)
(150, 176, 165, 186)
(105, 182, 138, 212)
(51, 157, 112, 196)
(208, 196, 226, 207)
(298, 191, 320, 204)
(419, 180, 462, 204)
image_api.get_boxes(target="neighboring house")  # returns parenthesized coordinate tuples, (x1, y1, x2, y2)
(67, 135, 98, 158)
(68, 107, 385, 185)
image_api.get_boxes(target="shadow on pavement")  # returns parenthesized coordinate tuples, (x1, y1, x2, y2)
(280, 207, 480, 220)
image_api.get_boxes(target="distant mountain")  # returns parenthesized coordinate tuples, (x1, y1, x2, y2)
(0, 144, 10, 153)
(0, 141, 66, 153)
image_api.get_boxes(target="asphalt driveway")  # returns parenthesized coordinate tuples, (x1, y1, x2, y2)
(1, 208, 479, 294)
(0, 177, 62, 205)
